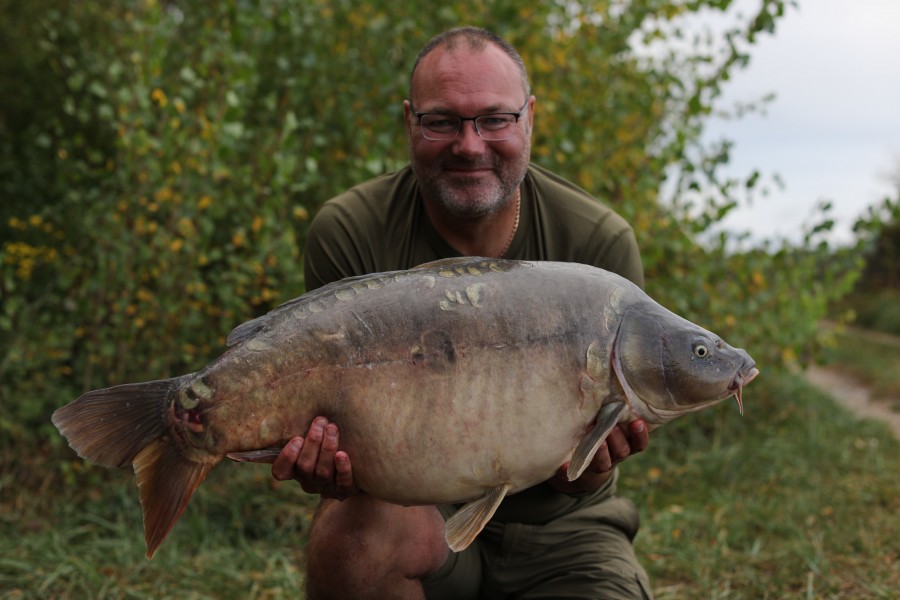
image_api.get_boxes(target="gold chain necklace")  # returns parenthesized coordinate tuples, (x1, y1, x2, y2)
(498, 187, 521, 258)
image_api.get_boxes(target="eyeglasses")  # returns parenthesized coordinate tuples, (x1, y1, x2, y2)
(412, 100, 529, 141)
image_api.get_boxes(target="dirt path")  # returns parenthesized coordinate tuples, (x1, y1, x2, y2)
(806, 365, 900, 439)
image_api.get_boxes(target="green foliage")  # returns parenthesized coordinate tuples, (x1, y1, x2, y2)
(852, 190, 900, 292)
(821, 327, 900, 400)
(833, 196, 900, 334)
(0, 0, 861, 444)
(846, 290, 900, 336)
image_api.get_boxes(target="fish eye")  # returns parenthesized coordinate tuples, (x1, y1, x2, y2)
(693, 344, 709, 358)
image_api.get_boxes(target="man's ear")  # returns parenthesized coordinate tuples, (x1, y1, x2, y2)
(403, 100, 414, 137)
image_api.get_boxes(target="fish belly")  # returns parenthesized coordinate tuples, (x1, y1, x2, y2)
(312, 342, 600, 505)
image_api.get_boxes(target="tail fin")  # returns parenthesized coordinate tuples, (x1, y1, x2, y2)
(52, 375, 215, 558)
(52, 377, 189, 468)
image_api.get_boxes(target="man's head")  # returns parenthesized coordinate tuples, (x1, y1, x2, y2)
(405, 27, 535, 220)
(408, 28, 531, 103)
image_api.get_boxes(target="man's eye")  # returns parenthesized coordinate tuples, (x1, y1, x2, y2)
(478, 116, 514, 130)
(423, 117, 458, 131)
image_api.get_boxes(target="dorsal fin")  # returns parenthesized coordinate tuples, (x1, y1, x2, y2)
(226, 271, 401, 346)
(413, 257, 487, 269)
(227, 258, 515, 346)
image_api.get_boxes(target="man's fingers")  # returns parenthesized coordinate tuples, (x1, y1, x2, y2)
(315, 423, 340, 480)
(605, 427, 631, 464)
(267, 416, 356, 499)
(271, 437, 304, 481)
(593, 441, 614, 473)
(629, 419, 649, 453)
(296, 416, 327, 474)
(332, 451, 356, 499)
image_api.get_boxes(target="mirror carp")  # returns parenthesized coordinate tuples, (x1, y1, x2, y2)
(53, 258, 758, 558)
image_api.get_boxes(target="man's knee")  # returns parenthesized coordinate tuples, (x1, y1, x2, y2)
(305, 496, 450, 599)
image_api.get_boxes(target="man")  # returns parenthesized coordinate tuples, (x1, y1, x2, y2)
(272, 27, 653, 599)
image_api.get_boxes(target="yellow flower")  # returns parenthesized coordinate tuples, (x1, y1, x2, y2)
(155, 187, 173, 203)
(151, 88, 168, 108)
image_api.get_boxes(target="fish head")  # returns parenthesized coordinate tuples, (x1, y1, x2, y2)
(612, 303, 759, 424)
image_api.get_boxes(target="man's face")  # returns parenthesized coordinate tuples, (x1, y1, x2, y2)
(405, 44, 534, 220)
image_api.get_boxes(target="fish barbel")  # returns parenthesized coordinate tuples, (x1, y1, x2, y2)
(52, 258, 759, 557)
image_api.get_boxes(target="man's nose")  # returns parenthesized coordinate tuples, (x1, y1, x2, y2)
(451, 120, 487, 156)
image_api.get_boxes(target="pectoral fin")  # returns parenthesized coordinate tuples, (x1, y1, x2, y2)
(445, 483, 510, 552)
(226, 448, 283, 463)
(566, 401, 626, 481)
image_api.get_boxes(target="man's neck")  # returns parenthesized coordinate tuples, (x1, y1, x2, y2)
(422, 188, 521, 258)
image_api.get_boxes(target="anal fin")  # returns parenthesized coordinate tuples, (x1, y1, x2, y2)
(445, 483, 510, 552)
(567, 401, 626, 481)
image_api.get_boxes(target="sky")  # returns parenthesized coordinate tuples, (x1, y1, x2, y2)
(700, 0, 900, 245)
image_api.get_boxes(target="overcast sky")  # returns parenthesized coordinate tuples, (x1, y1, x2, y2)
(701, 0, 900, 245)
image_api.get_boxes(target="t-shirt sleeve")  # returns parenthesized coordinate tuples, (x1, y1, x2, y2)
(586, 224, 644, 290)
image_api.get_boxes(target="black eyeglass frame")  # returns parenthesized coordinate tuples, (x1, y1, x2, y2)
(410, 99, 530, 141)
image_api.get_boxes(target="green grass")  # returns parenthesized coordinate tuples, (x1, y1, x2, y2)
(620, 371, 900, 599)
(819, 328, 900, 403)
(0, 452, 317, 599)
(3, 370, 900, 598)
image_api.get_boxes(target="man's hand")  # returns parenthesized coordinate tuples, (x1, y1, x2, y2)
(548, 419, 649, 494)
(271, 416, 357, 500)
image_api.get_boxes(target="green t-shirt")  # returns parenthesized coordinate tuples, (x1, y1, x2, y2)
(303, 163, 643, 291)
(302, 162, 644, 523)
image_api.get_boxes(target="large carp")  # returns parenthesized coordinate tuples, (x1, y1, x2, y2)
(53, 258, 758, 558)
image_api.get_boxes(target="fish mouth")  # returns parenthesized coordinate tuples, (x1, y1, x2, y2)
(728, 365, 760, 416)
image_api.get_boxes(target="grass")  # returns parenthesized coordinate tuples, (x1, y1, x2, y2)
(819, 326, 900, 404)
(620, 370, 900, 599)
(3, 370, 900, 598)
(0, 449, 317, 599)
